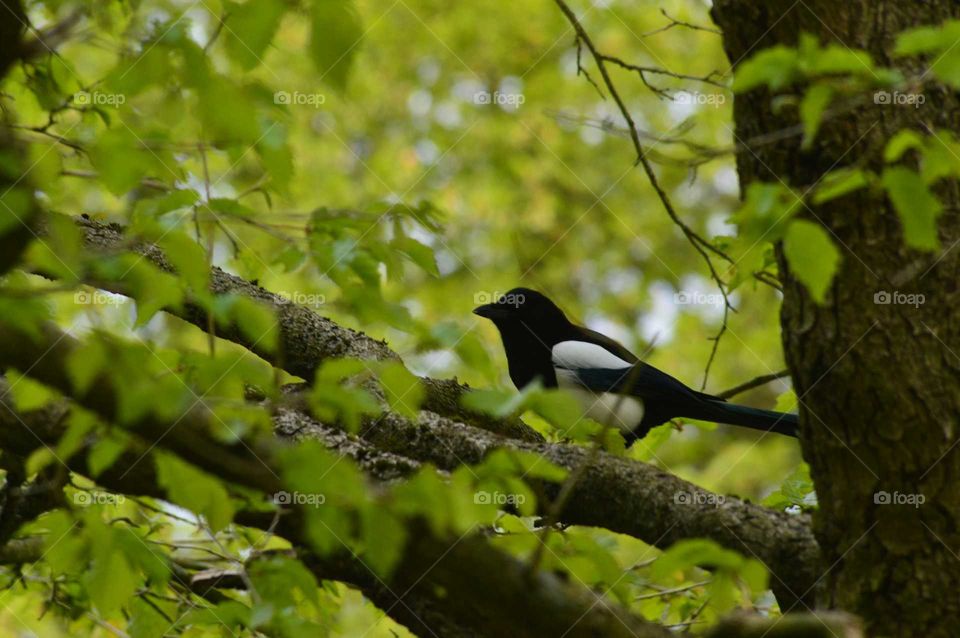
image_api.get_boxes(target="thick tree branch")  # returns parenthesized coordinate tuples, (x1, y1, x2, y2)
(0, 321, 676, 638)
(65, 215, 537, 442)
(706, 611, 863, 638)
(338, 410, 819, 609)
(40, 216, 821, 606)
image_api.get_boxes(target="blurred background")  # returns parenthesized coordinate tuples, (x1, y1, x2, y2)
(3, 0, 804, 632)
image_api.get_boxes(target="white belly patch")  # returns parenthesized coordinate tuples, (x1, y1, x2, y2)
(557, 371, 644, 432)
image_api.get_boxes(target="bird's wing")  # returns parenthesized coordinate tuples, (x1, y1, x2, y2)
(574, 326, 639, 363)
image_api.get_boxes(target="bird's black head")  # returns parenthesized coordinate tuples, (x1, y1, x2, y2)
(473, 288, 580, 389)
(473, 288, 573, 342)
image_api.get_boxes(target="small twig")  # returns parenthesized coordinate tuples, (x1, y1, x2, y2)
(204, 11, 229, 53)
(600, 53, 726, 89)
(640, 9, 723, 38)
(700, 303, 729, 391)
(575, 39, 605, 99)
(553, 0, 735, 318)
(717, 370, 791, 400)
(18, 9, 85, 61)
(634, 579, 711, 600)
(61, 169, 170, 192)
(8, 124, 85, 151)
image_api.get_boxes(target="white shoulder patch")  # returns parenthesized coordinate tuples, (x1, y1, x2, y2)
(552, 340, 632, 370)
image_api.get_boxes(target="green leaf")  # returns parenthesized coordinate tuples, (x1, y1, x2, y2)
(28, 212, 85, 281)
(310, 360, 380, 432)
(133, 189, 199, 220)
(158, 232, 208, 293)
(782, 219, 840, 303)
(208, 197, 256, 219)
(177, 601, 250, 631)
(811, 168, 872, 204)
(895, 25, 949, 56)
(652, 539, 744, 579)
(733, 46, 799, 92)
(5, 370, 57, 411)
(56, 411, 98, 461)
(229, 296, 280, 353)
(882, 166, 943, 251)
(223, 0, 287, 70)
(83, 543, 139, 616)
(526, 389, 590, 432)
(309, 0, 363, 90)
(66, 338, 107, 393)
(90, 128, 151, 195)
(884, 130, 925, 163)
(799, 83, 833, 149)
(88, 436, 127, 477)
(895, 21, 960, 55)
(477, 449, 568, 483)
(392, 236, 439, 277)
(129, 597, 173, 638)
(763, 463, 817, 509)
(248, 555, 320, 611)
(360, 506, 407, 577)
(894, 21, 960, 86)
(461, 387, 521, 417)
(198, 75, 259, 143)
(376, 361, 424, 418)
(155, 452, 235, 532)
(0, 187, 34, 237)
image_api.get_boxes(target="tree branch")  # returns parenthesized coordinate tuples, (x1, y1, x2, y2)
(65, 215, 538, 442)
(0, 321, 675, 638)
(717, 370, 791, 399)
(43, 216, 821, 607)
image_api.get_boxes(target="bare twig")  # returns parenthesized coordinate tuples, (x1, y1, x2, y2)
(640, 9, 723, 37)
(717, 370, 791, 400)
(553, 0, 737, 388)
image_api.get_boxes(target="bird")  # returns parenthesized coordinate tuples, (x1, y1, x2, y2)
(473, 287, 798, 442)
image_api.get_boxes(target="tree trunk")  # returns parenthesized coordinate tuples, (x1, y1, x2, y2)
(711, 1, 960, 636)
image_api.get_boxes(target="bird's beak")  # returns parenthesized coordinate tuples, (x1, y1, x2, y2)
(473, 303, 512, 319)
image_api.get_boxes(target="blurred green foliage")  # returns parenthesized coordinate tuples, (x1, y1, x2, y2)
(27, 0, 960, 634)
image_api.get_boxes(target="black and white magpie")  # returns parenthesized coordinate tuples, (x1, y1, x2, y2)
(474, 287, 798, 442)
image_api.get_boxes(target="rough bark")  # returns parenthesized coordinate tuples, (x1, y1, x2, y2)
(55, 215, 820, 603)
(0, 0, 26, 80)
(706, 611, 863, 638)
(0, 322, 674, 638)
(65, 215, 538, 442)
(0, 384, 820, 637)
(345, 410, 819, 609)
(712, 1, 960, 635)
